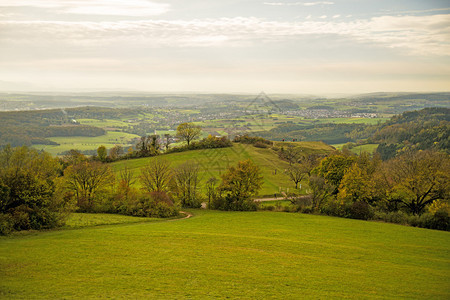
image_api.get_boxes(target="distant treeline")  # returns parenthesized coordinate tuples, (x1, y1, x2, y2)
(0, 108, 107, 147)
(255, 107, 449, 152)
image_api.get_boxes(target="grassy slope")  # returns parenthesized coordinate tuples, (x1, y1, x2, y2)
(113, 143, 300, 196)
(0, 210, 449, 299)
(33, 131, 140, 156)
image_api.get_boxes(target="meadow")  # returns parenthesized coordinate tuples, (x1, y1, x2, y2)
(33, 131, 140, 156)
(1, 210, 448, 299)
(112, 143, 297, 196)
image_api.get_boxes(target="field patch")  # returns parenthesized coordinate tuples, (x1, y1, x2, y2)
(33, 131, 140, 156)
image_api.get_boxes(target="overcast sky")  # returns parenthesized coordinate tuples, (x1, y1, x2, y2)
(0, 0, 449, 94)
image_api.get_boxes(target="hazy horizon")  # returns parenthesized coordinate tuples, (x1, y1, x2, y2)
(1, 0, 449, 94)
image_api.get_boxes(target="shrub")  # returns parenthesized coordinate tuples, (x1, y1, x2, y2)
(409, 212, 449, 231)
(166, 136, 232, 154)
(373, 210, 409, 225)
(349, 201, 373, 220)
(253, 141, 269, 148)
(0, 213, 13, 235)
(127, 192, 178, 218)
(322, 199, 345, 217)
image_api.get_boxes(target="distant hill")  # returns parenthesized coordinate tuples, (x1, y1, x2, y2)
(369, 107, 450, 159)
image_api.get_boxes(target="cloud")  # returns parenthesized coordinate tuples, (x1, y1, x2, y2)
(263, 1, 334, 6)
(0, 0, 170, 16)
(1, 14, 449, 56)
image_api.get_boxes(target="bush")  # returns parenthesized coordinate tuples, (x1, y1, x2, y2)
(210, 194, 257, 211)
(322, 199, 345, 217)
(349, 201, 373, 220)
(373, 211, 409, 224)
(408, 212, 449, 231)
(0, 213, 13, 235)
(253, 141, 269, 148)
(166, 136, 232, 154)
(127, 192, 178, 218)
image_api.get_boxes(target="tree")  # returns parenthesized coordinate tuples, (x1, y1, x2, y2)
(285, 164, 308, 189)
(279, 146, 301, 165)
(337, 163, 375, 204)
(337, 153, 380, 205)
(176, 123, 202, 146)
(316, 153, 356, 194)
(205, 176, 218, 208)
(108, 145, 123, 160)
(0, 146, 70, 232)
(299, 154, 322, 177)
(62, 149, 87, 166)
(136, 135, 160, 157)
(214, 160, 263, 211)
(140, 158, 172, 193)
(164, 134, 171, 151)
(119, 165, 135, 188)
(383, 150, 450, 215)
(174, 161, 201, 208)
(63, 161, 114, 211)
(97, 145, 107, 162)
(308, 175, 334, 211)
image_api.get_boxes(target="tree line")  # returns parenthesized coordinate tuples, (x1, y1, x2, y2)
(278, 146, 449, 230)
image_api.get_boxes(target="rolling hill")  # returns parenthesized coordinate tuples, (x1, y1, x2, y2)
(112, 142, 335, 196)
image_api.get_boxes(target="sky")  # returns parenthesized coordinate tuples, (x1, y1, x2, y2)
(0, 0, 449, 94)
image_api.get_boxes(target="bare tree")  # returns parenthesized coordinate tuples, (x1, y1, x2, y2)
(308, 175, 334, 211)
(174, 161, 202, 208)
(140, 158, 172, 193)
(109, 145, 124, 160)
(119, 164, 135, 188)
(164, 134, 171, 151)
(285, 164, 308, 189)
(206, 177, 218, 208)
(64, 161, 114, 210)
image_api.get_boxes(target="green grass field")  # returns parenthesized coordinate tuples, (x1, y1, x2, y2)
(112, 143, 316, 196)
(33, 131, 140, 156)
(1, 210, 449, 299)
(333, 143, 379, 154)
(63, 213, 160, 229)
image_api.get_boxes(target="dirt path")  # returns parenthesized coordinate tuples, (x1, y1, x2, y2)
(177, 211, 193, 220)
(253, 197, 284, 202)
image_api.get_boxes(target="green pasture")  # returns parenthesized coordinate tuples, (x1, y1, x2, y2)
(63, 213, 160, 229)
(350, 144, 379, 154)
(33, 131, 140, 156)
(113, 144, 295, 196)
(333, 143, 379, 154)
(273, 141, 336, 154)
(1, 210, 448, 299)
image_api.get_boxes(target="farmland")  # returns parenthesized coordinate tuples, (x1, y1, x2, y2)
(1, 210, 449, 299)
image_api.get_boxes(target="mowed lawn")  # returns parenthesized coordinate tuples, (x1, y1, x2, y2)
(1, 211, 449, 299)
